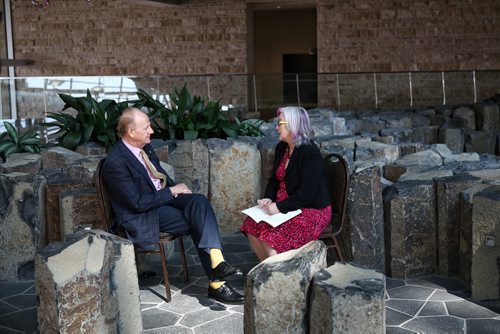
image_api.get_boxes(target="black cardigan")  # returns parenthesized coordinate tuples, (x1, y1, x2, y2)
(264, 141, 331, 213)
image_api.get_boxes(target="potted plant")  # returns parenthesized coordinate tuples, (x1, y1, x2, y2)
(0, 121, 41, 162)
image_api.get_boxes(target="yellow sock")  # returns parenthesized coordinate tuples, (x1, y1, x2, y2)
(209, 280, 225, 289)
(210, 248, 224, 269)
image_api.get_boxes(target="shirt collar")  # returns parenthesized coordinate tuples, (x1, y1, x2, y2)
(122, 139, 142, 158)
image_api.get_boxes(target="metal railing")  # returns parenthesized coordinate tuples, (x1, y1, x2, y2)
(0, 70, 499, 126)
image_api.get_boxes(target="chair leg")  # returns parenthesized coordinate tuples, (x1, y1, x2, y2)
(332, 236, 344, 262)
(159, 241, 171, 302)
(178, 237, 189, 282)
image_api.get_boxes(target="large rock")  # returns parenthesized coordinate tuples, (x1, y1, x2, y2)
(434, 174, 482, 277)
(470, 186, 500, 301)
(348, 166, 384, 273)
(0, 153, 42, 175)
(0, 172, 46, 280)
(459, 183, 491, 288)
(309, 262, 385, 333)
(452, 106, 476, 130)
(383, 180, 436, 278)
(207, 138, 261, 234)
(35, 229, 142, 333)
(167, 139, 209, 196)
(244, 241, 326, 334)
(438, 128, 464, 153)
(356, 141, 400, 164)
(395, 149, 442, 167)
(472, 101, 499, 132)
(41, 146, 83, 170)
(464, 130, 496, 154)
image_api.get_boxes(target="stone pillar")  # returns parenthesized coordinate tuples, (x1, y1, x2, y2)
(167, 139, 209, 196)
(45, 176, 93, 244)
(309, 262, 385, 334)
(348, 166, 384, 273)
(459, 183, 491, 288)
(471, 185, 500, 301)
(472, 101, 499, 133)
(35, 229, 142, 333)
(244, 241, 327, 334)
(438, 128, 464, 153)
(59, 188, 108, 239)
(207, 138, 261, 234)
(464, 130, 496, 154)
(383, 180, 436, 278)
(0, 172, 46, 280)
(435, 174, 482, 277)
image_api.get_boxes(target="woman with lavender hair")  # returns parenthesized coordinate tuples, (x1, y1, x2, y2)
(240, 106, 331, 261)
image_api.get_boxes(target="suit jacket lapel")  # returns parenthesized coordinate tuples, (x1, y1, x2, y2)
(117, 140, 157, 190)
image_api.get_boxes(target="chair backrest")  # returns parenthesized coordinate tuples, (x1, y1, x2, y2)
(323, 153, 350, 234)
(94, 158, 114, 233)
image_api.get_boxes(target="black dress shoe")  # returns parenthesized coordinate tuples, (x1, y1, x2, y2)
(211, 262, 243, 280)
(208, 283, 244, 304)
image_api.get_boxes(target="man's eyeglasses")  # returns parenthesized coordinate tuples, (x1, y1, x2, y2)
(277, 121, 288, 126)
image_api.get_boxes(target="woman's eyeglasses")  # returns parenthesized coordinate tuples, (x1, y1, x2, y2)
(277, 121, 288, 126)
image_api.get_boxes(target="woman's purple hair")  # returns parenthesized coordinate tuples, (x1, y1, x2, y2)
(277, 106, 313, 146)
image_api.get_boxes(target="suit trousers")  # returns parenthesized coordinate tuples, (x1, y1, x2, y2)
(157, 193, 223, 280)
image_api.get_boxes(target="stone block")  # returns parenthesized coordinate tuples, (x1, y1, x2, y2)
(452, 106, 476, 130)
(347, 167, 384, 273)
(244, 241, 326, 334)
(438, 128, 464, 153)
(75, 142, 106, 156)
(0, 172, 46, 280)
(359, 117, 386, 133)
(383, 180, 436, 278)
(472, 101, 499, 132)
(207, 138, 261, 234)
(412, 125, 438, 145)
(333, 117, 349, 135)
(59, 188, 108, 239)
(434, 174, 482, 277)
(464, 130, 496, 154)
(35, 229, 142, 333)
(41, 146, 83, 170)
(309, 262, 385, 333)
(383, 164, 407, 182)
(380, 128, 413, 143)
(459, 183, 491, 288)
(380, 112, 413, 129)
(468, 168, 500, 184)
(356, 141, 400, 164)
(45, 177, 94, 244)
(63, 156, 102, 182)
(395, 149, 443, 167)
(399, 143, 426, 157)
(0, 153, 42, 174)
(399, 168, 453, 182)
(167, 139, 209, 196)
(258, 139, 278, 198)
(471, 186, 500, 301)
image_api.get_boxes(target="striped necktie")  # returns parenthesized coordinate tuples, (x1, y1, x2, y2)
(140, 149, 167, 188)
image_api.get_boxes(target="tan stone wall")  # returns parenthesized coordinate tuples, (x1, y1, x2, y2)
(10, 0, 248, 76)
(317, 0, 500, 73)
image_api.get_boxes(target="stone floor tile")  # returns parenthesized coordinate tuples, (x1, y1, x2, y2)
(386, 285, 435, 300)
(403, 316, 466, 333)
(158, 293, 208, 314)
(141, 307, 181, 330)
(3, 294, 37, 309)
(386, 308, 413, 326)
(386, 299, 425, 316)
(429, 289, 464, 302)
(0, 300, 17, 316)
(417, 301, 447, 316)
(385, 326, 418, 334)
(446, 300, 500, 319)
(0, 282, 34, 299)
(413, 275, 468, 292)
(465, 319, 500, 334)
(386, 277, 406, 290)
(143, 325, 193, 333)
(180, 307, 231, 327)
(0, 307, 37, 333)
(140, 288, 169, 304)
(194, 313, 243, 334)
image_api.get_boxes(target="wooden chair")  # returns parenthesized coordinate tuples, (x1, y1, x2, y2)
(320, 153, 350, 262)
(94, 158, 189, 302)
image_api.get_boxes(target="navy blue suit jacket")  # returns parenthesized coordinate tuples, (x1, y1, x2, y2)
(101, 139, 176, 250)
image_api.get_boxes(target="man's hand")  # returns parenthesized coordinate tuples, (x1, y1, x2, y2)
(170, 183, 192, 198)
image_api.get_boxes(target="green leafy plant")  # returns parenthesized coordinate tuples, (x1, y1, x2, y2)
(43, 89, 131, 150)
(0, 121, 41, 162)
(136, 84, 263, 140)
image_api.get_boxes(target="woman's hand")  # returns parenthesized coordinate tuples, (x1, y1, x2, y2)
(170, 183, 192, 197)
(257, 198, 272, 207)
(264, 202, 280, 215)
